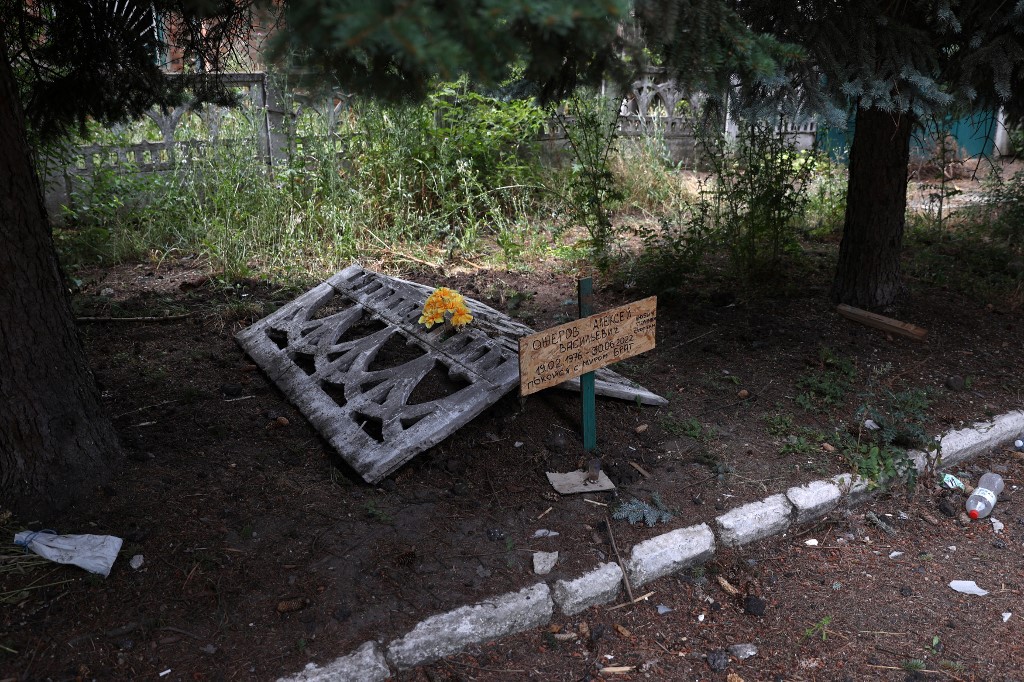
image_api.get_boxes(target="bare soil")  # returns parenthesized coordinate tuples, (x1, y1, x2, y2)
(1, 221, 1022, 681)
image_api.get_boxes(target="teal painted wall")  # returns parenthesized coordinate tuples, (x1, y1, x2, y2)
(816, 109, 999, 163)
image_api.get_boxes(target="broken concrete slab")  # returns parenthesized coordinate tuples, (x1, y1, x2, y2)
(236, 265, 666, 483)
(277, 641, 391, 682)
(533, 551, 559, 575)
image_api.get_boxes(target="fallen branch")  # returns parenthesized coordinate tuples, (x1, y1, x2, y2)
(114, 399, 178, 419)
(605, 515, 635, 603)
(443, 659, 525, 674)
(607, 591, 655, 611)
(366, 230, 442, 269)
(628, 461, 651, 478)
(864, 664, 960, 679)
(76, 312, 193, 323)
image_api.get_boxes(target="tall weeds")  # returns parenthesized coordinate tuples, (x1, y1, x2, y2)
(55, 78, 550, 278)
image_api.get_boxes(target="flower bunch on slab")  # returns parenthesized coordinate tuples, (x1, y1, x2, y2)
(419, 287, 473, 330)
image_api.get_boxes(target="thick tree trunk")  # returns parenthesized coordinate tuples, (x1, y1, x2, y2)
(830, 105, 913, 310)
(0, 41, 121, 520)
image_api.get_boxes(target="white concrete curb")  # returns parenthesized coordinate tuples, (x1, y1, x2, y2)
(626, 523, 716, 587)
(277, 641, 390, 682)
(553, 561, 623, 616)
(277, 411, 1024, 681)
(385, 583, 552, 670)
(716, 494, 792, 547)
(787, 480, 843, 523)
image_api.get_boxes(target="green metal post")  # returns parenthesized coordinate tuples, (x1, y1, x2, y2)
(578, 278, 597, 452)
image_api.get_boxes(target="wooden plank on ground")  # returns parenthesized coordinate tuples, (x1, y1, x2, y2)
(835, 304, 927, 342)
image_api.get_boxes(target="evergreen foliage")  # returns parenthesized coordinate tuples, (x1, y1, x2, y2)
(726, 1, 1024, 124)
(2, 0, 260, 142)
(613, 493, 673, 527)
(273, 0, 631, 105)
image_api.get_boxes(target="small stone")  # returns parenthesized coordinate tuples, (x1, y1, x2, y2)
(727, 643, 758, 660)
(737, 389, 750, 399)
(635, 423, 649, 434)
(533, 551, 558, 575)
(937, 497, 958, 518)
(220, 383, 244, 398)
(129, 555, 144, 570)
(275, 416, 289, 427)
(945, 375, 966, 392)
(662, 436, 698, 454)
(743, 595, 766, 617)
(993, 539, 1007, 549)
(201, 644, 217, 655)
(276, 598, 309, 614)
(99, 287, 115, 297)
(899, 586, 913, 597)
(706, 650, 730, 672)
(544, 431, 567, 451)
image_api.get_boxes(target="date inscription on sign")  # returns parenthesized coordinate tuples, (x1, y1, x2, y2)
(519, 296, 657, 397)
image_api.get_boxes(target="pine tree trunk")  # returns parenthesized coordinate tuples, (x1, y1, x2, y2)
(830, 105, 913, 310)
(0, 40, 120, 520)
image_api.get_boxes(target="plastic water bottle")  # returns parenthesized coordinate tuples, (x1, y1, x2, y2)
(965, 473, 1004, 520)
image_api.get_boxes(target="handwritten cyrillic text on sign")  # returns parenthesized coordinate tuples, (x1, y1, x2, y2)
(518, 297, 657, 396)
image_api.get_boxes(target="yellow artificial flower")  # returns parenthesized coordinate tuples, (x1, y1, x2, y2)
(420, 287, 473, 330)
(450, 308, 473, 328)
(418, 309, 445, 328)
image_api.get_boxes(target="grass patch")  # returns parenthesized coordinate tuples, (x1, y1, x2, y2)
(795, 347, 857, 413)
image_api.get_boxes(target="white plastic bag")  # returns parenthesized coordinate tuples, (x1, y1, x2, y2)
(14, 530, 123, 577)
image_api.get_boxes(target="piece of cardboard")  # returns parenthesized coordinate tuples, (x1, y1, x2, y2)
(545, 470, 616, 494)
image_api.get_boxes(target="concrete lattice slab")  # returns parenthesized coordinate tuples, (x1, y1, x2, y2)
(236, 265, 666, 483)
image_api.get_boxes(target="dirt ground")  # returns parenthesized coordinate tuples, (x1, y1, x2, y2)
(2, 207, 1023, 681)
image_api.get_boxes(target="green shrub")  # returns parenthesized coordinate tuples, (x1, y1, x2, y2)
(702, 120, 817, 277)
(347, 79, 547, 249)
(557, 94, 625, 269)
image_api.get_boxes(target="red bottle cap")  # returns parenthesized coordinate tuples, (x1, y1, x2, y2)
(969, 509, 980, 520)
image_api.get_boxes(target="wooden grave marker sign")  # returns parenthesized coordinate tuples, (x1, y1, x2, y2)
(519, 281, 658, 452)
(518, 295, 657, 397)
